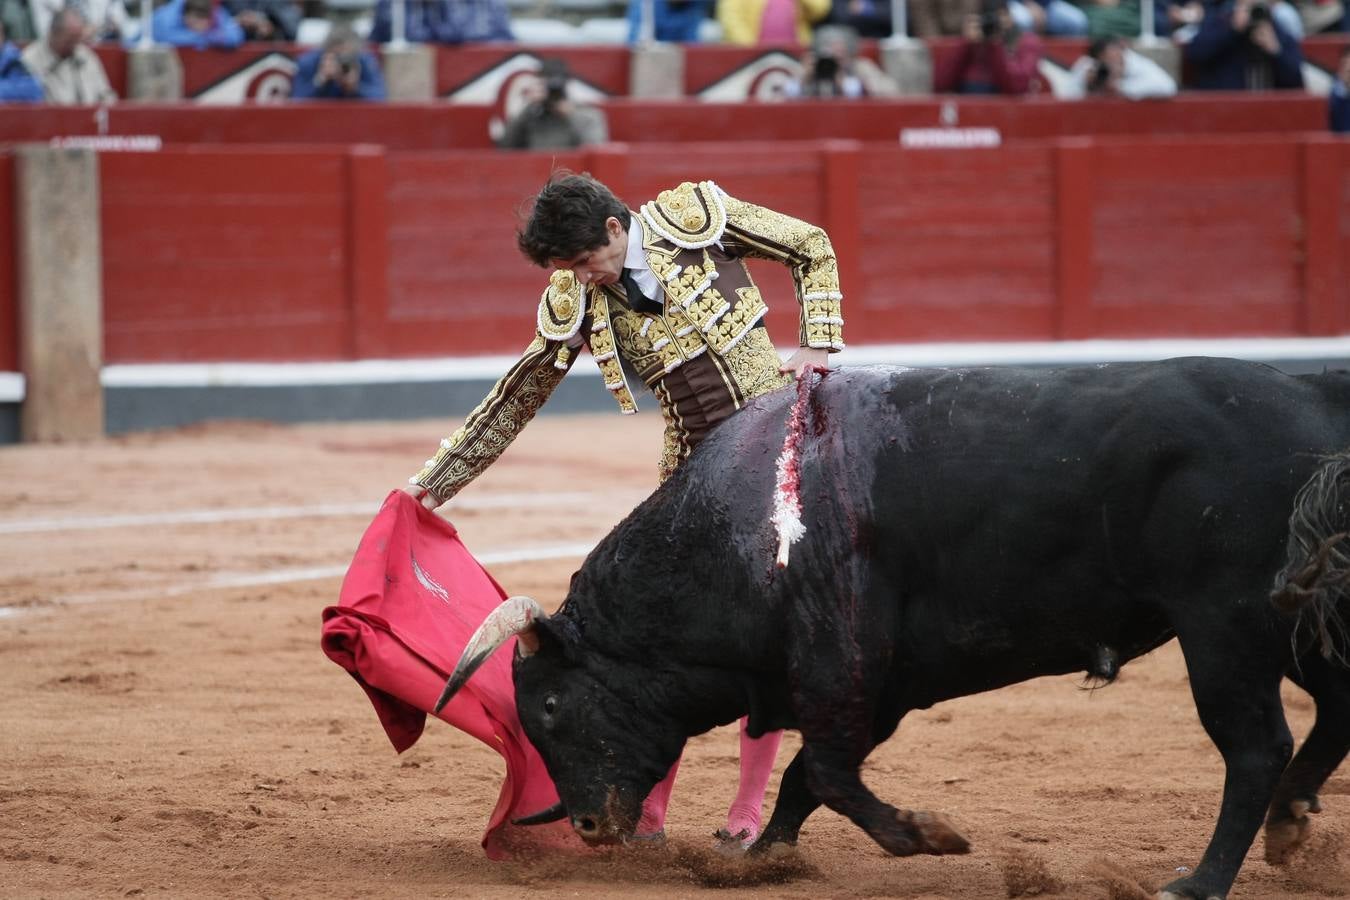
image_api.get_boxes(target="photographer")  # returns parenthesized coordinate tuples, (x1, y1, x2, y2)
(291, 25, 387, 101)
(1063, 36, 1177, 99)
(1184, 0, 1305, 90)
(934, 0, 1044, 95)
(783, 25, 898, 99)
(497, 59, 609, 151)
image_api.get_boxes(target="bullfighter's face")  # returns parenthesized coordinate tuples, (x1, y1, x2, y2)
(550, 216, 627, 290)
(512, 641, 685, 845)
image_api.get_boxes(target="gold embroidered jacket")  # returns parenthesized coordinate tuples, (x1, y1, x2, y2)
(412, 180, 845, 501)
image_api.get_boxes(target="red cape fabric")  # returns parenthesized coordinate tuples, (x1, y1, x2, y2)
(320, 490, 584, 858)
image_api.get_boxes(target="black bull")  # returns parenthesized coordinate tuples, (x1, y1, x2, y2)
(438, 358, 1350, 900)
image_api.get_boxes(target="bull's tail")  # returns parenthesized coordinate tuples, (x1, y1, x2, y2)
(1271, 453, 1350, 665)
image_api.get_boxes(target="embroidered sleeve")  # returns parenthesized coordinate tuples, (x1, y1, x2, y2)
(411, 334, 575, 503)
(717, 187, 845, 352)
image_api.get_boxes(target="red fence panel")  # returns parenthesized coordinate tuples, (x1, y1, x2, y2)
(381, 150, 582, 357)
(99, 146, 352, 363)
(1089, 137, 1302, 338)
(854, 143, 1058, 342)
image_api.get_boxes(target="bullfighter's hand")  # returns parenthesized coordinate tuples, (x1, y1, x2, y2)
(779, 347, 829, 377)
(401, 483, 442, 510)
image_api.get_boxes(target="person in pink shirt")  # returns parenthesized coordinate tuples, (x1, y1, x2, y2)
(718, 0, 831, 45)
(934, 0, 1045, 95)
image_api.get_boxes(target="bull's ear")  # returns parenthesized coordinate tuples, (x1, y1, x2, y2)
(524, 614, 582, 664)
(516, 625, 541, 657)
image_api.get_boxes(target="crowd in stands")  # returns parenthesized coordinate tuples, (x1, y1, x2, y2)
(0, 0, 1345, 132)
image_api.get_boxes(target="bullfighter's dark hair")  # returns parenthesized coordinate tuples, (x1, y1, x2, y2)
(516, 170, 629, 268)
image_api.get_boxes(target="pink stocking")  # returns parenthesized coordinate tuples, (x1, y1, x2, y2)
(635, 756, 680, 836)
(724, 718, 782, 840)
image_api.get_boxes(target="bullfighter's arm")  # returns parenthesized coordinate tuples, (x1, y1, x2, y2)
(410, 333, 576, 504)
(717, 190, 845, 353)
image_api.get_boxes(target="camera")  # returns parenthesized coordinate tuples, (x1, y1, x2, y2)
(1248, 1, 1271, 22)
(813, 54, 840, 83)
(335, 51, 359, 77)
(544, 75, 567, 106)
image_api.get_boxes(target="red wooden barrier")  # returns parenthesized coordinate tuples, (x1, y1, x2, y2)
(99, 146, 356, 362)
(2, 136, 1347, 368)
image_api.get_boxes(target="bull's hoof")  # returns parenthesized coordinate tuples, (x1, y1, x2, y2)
(1158, 874, 1226, 900)
(1264, 797, 1317, 865)
(899, 809, 971, 856)
(746, 832, 798, 858)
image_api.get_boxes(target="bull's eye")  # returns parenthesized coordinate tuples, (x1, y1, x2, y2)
(543, 694, 558, 717)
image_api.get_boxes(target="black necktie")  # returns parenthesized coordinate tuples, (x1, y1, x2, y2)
(621, 268, 663, 314)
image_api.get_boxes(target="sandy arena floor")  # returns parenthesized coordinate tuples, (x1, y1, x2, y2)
(1, 411, 1346, 899)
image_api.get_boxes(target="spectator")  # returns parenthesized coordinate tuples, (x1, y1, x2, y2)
(626, 0, 711, 42)
(908, 0, 979, 36)
(1008, 0, 1089, 35)
(1185, 0, 1304, 90)
(934, 0, 1044, 94)
(1295, 0, 1346, 32)
(717, 0, 831, 45)
(1062, 34, 1178, 98)
(783, 24, 899, 96)
(21, 6, 116, 103)
(1078, 0, 1303, 38)
(1331, 45, 1349, 131)
(29, 0, 128, 40)
(370, 0, 513, 43)
(152, 0, 244, 49)
(497, 58, 608, 150)
(0, 17, 42, 101)
(0, 0, 34, 42)
(1167, 0, 1206, 39)
(824, 0, 891, 38)
(291, 24, 385, 100)
(223, 0, 300, 41)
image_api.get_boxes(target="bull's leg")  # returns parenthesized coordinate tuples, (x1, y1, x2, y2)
(793, 735, 968, 856)
(1264, 655, 1350, 864)
(749, 748, 819, 853)
(1160, 626, 1293, 900)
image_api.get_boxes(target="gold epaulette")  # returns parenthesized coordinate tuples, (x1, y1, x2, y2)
(537, 269, 585, 342)
(639, 181, 727, 250)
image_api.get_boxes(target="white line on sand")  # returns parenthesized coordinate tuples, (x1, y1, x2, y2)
(1, 541, 598, 619)
(0, 491, 638, 536)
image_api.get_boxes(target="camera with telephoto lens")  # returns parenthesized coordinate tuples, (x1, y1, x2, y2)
(543, 72, 567, 109)
(813, 54, 840, 83)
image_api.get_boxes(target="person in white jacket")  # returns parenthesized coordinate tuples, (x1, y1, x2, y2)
(1063, 36, 1178, 100)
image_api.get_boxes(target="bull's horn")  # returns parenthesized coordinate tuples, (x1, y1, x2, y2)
(511, 802, 568, 826)
(432, 595, 548, 714)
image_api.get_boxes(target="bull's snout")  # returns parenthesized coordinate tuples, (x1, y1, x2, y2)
(571, 815, 603, 842)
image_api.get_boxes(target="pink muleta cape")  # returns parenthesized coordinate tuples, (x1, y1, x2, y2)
(320, 490, 583, 858)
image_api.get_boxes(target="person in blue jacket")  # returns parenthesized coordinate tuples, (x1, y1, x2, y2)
(0, 18, 42, 102)
(626, 0, 711, 43)
(291, 25, 386, 101)
(1332, 45, 1350, 133)
(1184, 0, 1304, 90)
(152, 0, 244, 49)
